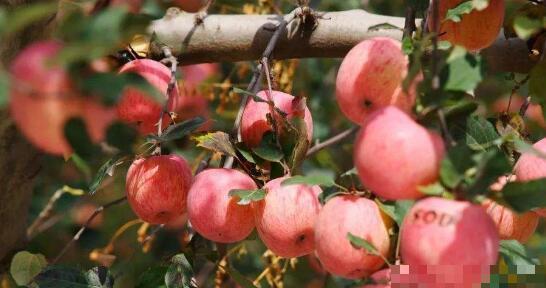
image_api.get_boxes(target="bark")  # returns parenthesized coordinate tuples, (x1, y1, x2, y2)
(149, 9, 536, 73)
(0, 0, 54, 268)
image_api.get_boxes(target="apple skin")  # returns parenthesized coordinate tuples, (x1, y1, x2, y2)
(82, 98, 117, 143)
(116, 59, 179, 135)
(361, 268, 390, 288)
(400, 197, 499, 286)
(429, 0, 505, 51)
(336, 37, 419, 125)
(187, 168, 256, 243)
(354, 106, 445, 200)
(314, 195, 391, 279)
(482, 199, 538, 243)
(241, 90, 313, 148)
(172, 0, 209, 12)
(126, 154, 192, 224)
(9, 41, 84, 156)
(514, 138, 546, 217)
(252, 177, 322, 258)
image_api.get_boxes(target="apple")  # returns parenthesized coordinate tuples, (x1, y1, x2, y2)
(514, 138, 546, 216)
(116, 59, 179, 135)
(9, 41, 84, 156)
(482, 199, 538, 243)
(315, 195, 391, 279)
(429, 0, 505, 51)
(361, 268, 390, 288)
(336, 37, 419, 125)
(400, 197, 499, 286)
(187, 168, 256, 243)
(172, 0, 209, 13)
(354, 106, 445, 200)
(82, 98, 117, 143)
(252, 177, 321, 258)
(126, 154, 192, 224)
(241, 90, 313, 148)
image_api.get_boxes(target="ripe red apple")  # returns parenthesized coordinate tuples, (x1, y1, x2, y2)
(336, 37, 419, 125)
(515, 138, 546, 182)
(116, 59, 179, 135)
(482, 199, 538, 243)
(361, 268, 390, 288)
(126, 154, 192, 224)
(9, 41, 84, 156)
(315, 195, 391, 279)
(354, 106, 445, 200)
(187, 168, 256, 243)
(429, 0, 505, 51)
(241, 90, 313, 148)
(82, 98, 117, 143)
(401, 197, 499, 286)
(164, 213, 188, 230)
(252, 177, 321, 258)
(172, 0, 208, 12)
(180, 63, 219, 92)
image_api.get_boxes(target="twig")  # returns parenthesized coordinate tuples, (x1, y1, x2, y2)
(153, 46, 178, 155)
(224, 10, 298, 169)
(306, 127, 358, 157)
(52, 196, 127, 264)
(403, 6, 417, 39)
(437, 109, 455, 147)
(430, 0, 440, 90)
(26, 188, 64, 240)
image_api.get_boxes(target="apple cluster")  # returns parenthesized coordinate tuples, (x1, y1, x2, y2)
(9, 0, 546, 286)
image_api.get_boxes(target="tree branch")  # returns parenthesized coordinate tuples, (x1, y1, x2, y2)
(306, 127, 358, 157)
(149, 9, 535, 73)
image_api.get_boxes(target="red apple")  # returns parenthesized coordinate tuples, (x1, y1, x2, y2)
(514, 138, 546, 216)
(315, 195, 391, 279)
(482, 199, 538, 243)
(401, 197, 499, 286)
(336, 37, 419, 125)
(9, 41, 83, 156)
(241, 90, 313, 148)
(172, 0, 208, 12)
(361, 268, 390, 288)
(179, 63, 219, 92)
(354, 106, 445, 200)
(126, 154, 192, 224)
(429, 0, 505, 51)
(82, 98, 117, 143)
(116, 59, 179, 135)
(252, 177, 321, 258)
(187, 168, 256, 243)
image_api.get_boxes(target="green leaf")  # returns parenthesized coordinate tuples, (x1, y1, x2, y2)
(466, 149, 511, 196)
(464, 116, 501, 151)
(513, 138, 546, 160)
(502, 178, 546, 212)
(347, 233, 381, 256)
(106, 122, 137, 154)
(367, 23, 402, 32)
(225, 267, 256, 288)
(35, 266, 89, 287)
(444, 46, 484, 92)
(158, 117, 205, 142)
(530, 61, 546, 111)
(229, 189, 266, 205)
(401, 36, 414, 55)
(236, 145, 256, 164)
(376, 200, 414, 226)
(10, 251, 47, 286)
(165, 254, 195, 288)
(0, 70, 9, 108)
(499, 240, 539, 266)
(418, 182, 448, 196)
(281, 175, 336, 188)
(513, 15, 543, 40)
(440, 144, 474, 189)
(64, 117, 98, 160)
(89, 154, 125, 195)
(2, 2, 58, 36)
(136, 267, 168, 288)
(85, 266, 114, 288)
(193, 131, 236, 157)
(252, 133, 284, 162)
(444, 0, 488, 22)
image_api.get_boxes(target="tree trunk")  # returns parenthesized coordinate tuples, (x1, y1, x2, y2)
(0, 0, 55, 268)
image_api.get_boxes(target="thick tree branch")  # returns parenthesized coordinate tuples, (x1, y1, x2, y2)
(149, 9, 535, 73)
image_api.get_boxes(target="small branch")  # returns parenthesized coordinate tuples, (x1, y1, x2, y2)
(430, 0, 440, 90)
(306, 127, 358, 157)
(153, 46, 178, 155)
(26, 188, 64, 240)
(403, 6, 417, 39)
(52, 196, 127, 264)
